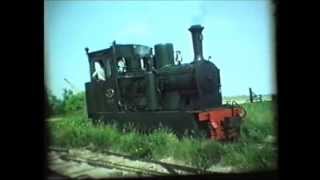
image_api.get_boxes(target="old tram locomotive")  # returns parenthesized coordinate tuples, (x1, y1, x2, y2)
(84, 25, 246, 141)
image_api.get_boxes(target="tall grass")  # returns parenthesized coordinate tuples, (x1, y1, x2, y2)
(241, 101, 277, 142)
(48, 101, 277, 172)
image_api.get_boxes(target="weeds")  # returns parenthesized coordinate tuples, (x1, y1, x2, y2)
(194, 141, 225, 169)
(48, 101, 277, 171)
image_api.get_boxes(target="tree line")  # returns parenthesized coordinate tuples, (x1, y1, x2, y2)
(46, 88, 85, 116)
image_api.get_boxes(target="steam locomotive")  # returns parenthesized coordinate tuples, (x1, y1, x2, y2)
(84, 25, 246, 141)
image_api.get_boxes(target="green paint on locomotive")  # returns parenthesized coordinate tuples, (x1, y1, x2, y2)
(84, 25, 225, 137)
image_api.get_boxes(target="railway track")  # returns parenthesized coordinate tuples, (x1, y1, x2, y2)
(48, 147, 215, 179)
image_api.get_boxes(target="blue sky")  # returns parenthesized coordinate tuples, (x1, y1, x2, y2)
(45, 0, 275, 99)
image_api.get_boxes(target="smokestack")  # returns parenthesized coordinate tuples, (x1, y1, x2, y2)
(189, 25, 204, 61)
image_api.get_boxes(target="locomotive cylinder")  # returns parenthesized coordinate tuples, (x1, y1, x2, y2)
(189, 25, 204, 61)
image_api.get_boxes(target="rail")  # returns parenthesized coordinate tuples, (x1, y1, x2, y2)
(48, 147, 217, 178)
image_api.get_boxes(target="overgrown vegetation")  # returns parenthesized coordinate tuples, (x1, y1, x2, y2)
(47, 90, 277, 172)
(47, 88, 85, 116)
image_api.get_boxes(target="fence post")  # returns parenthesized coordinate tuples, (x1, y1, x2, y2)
(249, 88, 253, 103)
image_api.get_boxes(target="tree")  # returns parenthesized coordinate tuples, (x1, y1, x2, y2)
(47, 88, 85, 116)
(64, 91, 85, 113)
(47, 89, 65, 116)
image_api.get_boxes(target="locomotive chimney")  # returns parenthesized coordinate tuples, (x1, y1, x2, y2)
(189, 25, 204, 61)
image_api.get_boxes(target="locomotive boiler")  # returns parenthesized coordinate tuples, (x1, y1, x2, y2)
(84, 25, 246, 141)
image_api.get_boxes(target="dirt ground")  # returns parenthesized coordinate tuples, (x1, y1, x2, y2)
(48, 148, 233, 178)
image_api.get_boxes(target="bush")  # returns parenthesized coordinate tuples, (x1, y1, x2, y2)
(47, 88, 86, 116)
(64, 91, 85, 113)
(221, 141, 277, 171)
(173, 138, 201, 166)
(147, 128, 179, 159)
(47, 90, 65, 116)
(191, 141, 225, 169)
(116, 132, 152, 159)
(49, 115, 89, 147)
(240, 101, 276, 142)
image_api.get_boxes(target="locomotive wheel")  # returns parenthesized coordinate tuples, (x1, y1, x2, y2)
(197, 122, 212, 138)
(222, 117, 241, 141)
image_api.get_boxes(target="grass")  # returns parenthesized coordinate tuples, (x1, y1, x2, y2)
(48, 100, 277, 172)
